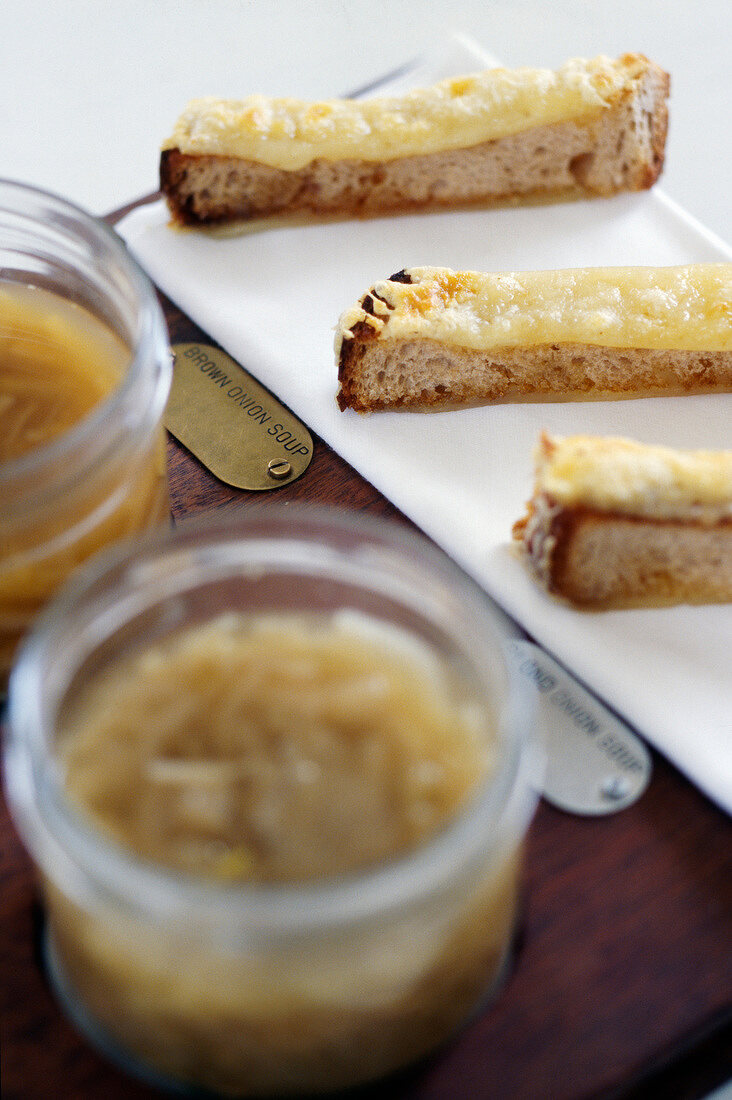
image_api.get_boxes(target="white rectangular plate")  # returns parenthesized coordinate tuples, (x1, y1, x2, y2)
(118, 36, 732, 812)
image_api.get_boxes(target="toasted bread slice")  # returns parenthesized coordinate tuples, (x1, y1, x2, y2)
(160, 53, 668, 225)
(335, 264, 732, 411)
(513, 433, 732, 608)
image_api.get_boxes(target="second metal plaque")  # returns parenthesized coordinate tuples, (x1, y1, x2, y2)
(508, 640, 652, 815)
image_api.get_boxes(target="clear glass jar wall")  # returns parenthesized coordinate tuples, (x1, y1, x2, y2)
(5, 508, 540, 1096)
(0, 179, 172, 683)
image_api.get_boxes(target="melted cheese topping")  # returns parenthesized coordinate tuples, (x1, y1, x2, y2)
(534, 434, 732, 520)
(336, 265, 732, 353)
(163, 54, 645, 170)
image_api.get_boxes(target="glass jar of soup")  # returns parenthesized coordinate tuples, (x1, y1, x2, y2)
(0, 179, 171, 684)
(5, 506, 540, 1097)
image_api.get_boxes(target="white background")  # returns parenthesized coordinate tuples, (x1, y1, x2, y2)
(2, 0, 730, 245)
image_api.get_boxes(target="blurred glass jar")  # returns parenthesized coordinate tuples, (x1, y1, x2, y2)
(5, 507, 540, 1097)
(0, 179, 171, 684)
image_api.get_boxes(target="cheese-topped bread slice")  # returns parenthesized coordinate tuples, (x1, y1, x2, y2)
(513, 433, 732, 608)
(335, 264, 732, 411)
(160, 53, 669, 224)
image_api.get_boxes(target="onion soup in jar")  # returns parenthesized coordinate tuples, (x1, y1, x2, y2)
(0, 180, 171, 684)
(5, 507, 539, 1096)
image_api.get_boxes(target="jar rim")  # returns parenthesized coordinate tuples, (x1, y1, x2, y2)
(5, 505, 540, 939)
(0, 178, 170, 496)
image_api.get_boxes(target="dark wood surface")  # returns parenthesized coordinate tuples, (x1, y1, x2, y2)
(2, 225, 731, 1100)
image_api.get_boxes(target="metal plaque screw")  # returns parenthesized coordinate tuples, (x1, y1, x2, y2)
(267, 459, 292, 481)
(600, 775, 630, 802)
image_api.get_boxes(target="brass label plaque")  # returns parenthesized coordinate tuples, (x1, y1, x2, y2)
(166, 343, 313, 490)
(508, 640, 652, 815)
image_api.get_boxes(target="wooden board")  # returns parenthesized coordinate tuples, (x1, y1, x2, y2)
(2, 231, 731, 1099)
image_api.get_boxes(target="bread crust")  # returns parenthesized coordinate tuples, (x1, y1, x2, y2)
(336, 265, 731, 411)
(516, 503, 732, 608)
(336, 333, 732, 413)
(160, 58, 669, 225)
(513, 434, 732, 608)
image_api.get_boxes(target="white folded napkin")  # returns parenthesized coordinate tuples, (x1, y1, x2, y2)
(118, 35, 732, 813)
